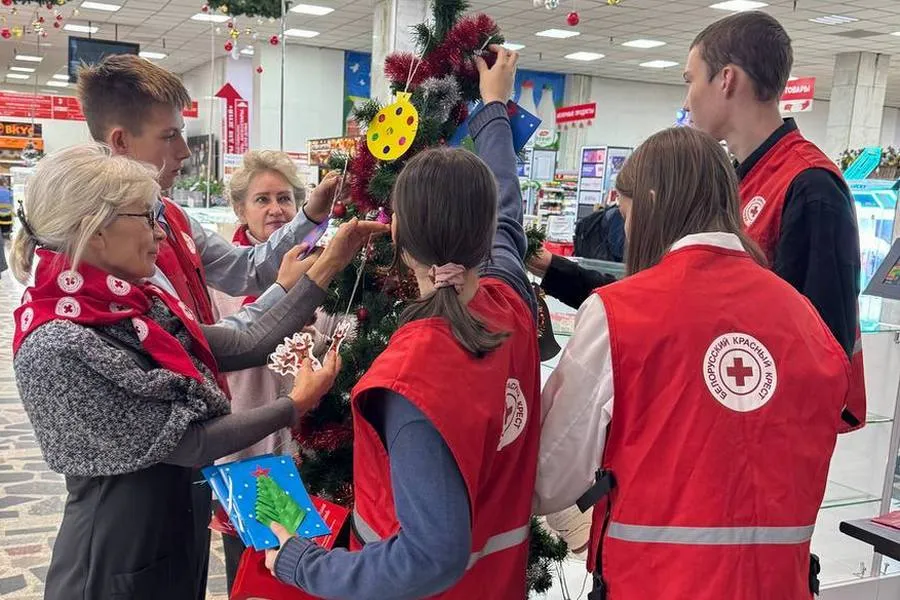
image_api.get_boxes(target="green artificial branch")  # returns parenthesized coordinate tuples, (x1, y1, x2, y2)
(526, 224, 547, 262)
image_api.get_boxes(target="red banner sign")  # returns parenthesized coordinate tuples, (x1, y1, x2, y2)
(556, 102, 597, 125)
(780, 77, 815, 113)
(0, 91, 200, 121)
(183, 101, 199, 118)
(216, 84, 249, 155)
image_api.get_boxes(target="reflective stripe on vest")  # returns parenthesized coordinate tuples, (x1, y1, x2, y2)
(353, 508, 530, 569)
(607, 523, 815, 545)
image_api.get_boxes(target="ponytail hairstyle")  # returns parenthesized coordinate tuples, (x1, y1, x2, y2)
(9, 142, 161, 283)
(391, 147, 509, 357)
(615, 127, 766, 275)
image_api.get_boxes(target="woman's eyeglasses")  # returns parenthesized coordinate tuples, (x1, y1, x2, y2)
(117, 210, 158, 229)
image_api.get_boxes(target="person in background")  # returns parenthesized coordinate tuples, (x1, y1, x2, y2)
(0, 175, 13, 240)
(265, 46, 541, 600)
(536, 127, 848, 600)
(208, 149, 327, 591)
(684, 11, 864, 432)
(10, 143, 388, 599)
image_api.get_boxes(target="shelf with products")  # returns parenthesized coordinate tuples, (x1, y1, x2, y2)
(536, 171, 579, 241)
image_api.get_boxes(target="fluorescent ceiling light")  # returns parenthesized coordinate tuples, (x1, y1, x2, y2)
(15, 54, 43, 63)
(622, 39, 666, 49)
(240, 46, 254, 55)
(80, 1, 121, 11)
(809, 15, 859, 25)
(641, 60, 679, 69)
(64, 23, 100, 33)
(283, 28, 319, 38)
(6, 73, 30, 80)
(502, 43, 525, 51)
(191, 13, 230, 23)
(139, 51, 167, 60)
(46, 80, 69, 87)
(709, 1, 768, 11)
(536, 29, 580, 39)
(9, 66, 35, 73)
(289, 3, 333, 16)
(565, 51, 604, 61)
(52, 74, 69, 80)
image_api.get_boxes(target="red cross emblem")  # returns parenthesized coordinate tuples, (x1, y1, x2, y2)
(726, 357, 754, 387)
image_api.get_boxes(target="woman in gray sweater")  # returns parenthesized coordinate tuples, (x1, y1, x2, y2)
(10, 143, 388, 600)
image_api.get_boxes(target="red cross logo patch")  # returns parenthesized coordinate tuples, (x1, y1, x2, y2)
(703, 332, 778, 412)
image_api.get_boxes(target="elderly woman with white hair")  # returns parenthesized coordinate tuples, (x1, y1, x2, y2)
(10, 143, 387, 599)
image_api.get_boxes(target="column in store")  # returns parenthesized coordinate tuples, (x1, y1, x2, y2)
(371, 0, 429, 104)
(824, 52, 891, 159)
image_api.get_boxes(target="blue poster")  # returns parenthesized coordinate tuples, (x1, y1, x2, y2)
(343, 51, 372, 136)
(513, 69, 566, 150)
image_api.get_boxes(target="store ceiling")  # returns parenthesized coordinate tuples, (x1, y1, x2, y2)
(3, 0, 900, 107)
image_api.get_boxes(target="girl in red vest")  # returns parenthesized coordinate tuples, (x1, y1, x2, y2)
(264, 46, 542, 600)
(537, 127, 849, 600)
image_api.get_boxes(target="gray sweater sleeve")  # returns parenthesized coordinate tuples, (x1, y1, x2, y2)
(469, 101, 538, 320)
(199, 275, 326, 372)
(164, 397, 296, 467)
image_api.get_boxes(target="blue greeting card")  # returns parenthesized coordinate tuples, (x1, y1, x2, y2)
(202, 454, 331, 550)
(449, 101, 541, 153)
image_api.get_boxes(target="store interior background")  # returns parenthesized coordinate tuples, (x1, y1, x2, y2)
(0, 0, 899, 599)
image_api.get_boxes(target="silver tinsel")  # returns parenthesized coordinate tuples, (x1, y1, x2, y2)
(419, 76, 461, 124)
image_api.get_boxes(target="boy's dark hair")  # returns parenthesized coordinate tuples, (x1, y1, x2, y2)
(392, 147, 508, 356)
(691, 11, 792, 102)
(76, 54, 192, 142)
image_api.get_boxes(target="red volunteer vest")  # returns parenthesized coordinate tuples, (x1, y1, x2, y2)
(739, 128, 865, 433)
(587, 244, 848, 600)
(350, 278, 541, 600)
(156, 198, 216, 325)
(155, 198, 230, 396)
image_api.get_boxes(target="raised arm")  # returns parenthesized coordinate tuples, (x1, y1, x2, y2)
(472, 47, 536, 319)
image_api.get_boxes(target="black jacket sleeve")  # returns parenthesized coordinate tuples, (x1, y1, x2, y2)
(541, 254, 617, 310)
(775, 168, 860, 357)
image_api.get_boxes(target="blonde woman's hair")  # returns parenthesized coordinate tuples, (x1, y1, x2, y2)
(10, 143, 161, 283)
(227, 150, 306, 216)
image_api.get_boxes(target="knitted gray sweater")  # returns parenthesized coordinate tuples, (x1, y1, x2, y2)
(15, 275, 325, 476)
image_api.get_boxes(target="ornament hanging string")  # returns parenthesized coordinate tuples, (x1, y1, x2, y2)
(403, 29, 431, 93)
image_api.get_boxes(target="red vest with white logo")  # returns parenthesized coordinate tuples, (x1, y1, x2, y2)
(349, 278, 541, 600)
(586, 244, 848, 599)
(739, 128, 865, 433)
(156, 198, 216, 325)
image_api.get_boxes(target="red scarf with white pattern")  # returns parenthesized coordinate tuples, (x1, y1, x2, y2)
(13, 248, 218, 383)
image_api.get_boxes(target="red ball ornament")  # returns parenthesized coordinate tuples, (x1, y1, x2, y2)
(1, 28, 10, 39)
(256, 65, 263, 74)
(224, 41, 233, 52)
(567, 11, 579, 26)
(56, 14, 63, 21)
(201, 3, 209, 12)
(356, 307, 369, 322)
(1, 0, 11, 6)
(269, 35, 279, 46)
(227, 20, 233, 29)
(53, 21, 60, 28)
(332, 201, 346, 218)
(38, 16, 45, 23)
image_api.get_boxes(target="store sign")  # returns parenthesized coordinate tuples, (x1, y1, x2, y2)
(0, 122, 41, 137)
(215, 83, 249, 155)
(780, 77, 815, 113)
(556, 102, 596, 128)
(183, 101, 199, 118)
(0, 91, 200, 121)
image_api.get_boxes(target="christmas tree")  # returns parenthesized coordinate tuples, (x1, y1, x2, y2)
(255, 473, 307, 535)
(294, 0, 567, 594)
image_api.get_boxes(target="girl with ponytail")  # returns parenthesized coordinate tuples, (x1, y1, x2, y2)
(267, 46, 542, 600)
